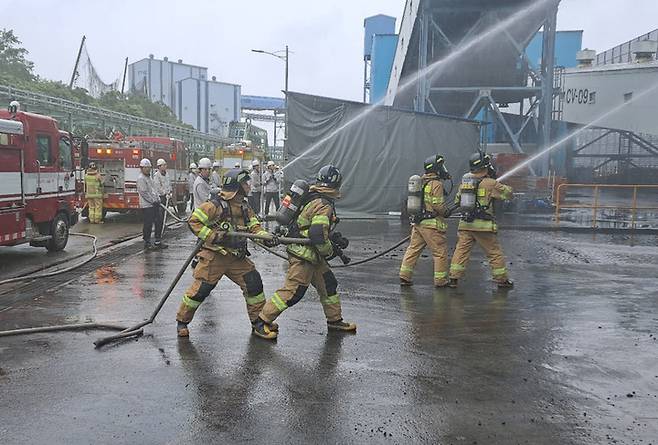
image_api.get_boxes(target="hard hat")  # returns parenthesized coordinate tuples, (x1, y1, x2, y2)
(251, 160, 260, 167)
(316, 165, 342, 189)
(424, 154, 450, 179)
(267, 160, 275, 167)
(88, 162, 97, 169)
(212, 161, 221, 168)
(198, 158, 212, 169)
(234, 162, 241, 168)
(8, 100, 20, 113)
(140, 158, 152, 168)
(221, 168, 251, 199)
(156, 158, 167, 167)
(189, 162, 198, 169)
(469, 153, 490, 173)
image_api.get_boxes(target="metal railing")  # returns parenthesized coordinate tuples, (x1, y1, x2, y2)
(554, 183, 658, 229)
(0, 83, 230, 147)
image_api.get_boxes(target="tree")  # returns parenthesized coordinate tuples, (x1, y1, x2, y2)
(0, 29, 35, 81)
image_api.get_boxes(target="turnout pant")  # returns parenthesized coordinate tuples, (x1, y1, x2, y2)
(260, 256, 342, 323)
(449, 230, 509, 282)
(87, 198, 103, 224)
(399, 225, 449, 286)
(264, 192, 280, 215)
(176, 250, 266, 324)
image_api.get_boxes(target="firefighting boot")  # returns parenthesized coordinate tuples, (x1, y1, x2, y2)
(448, 278, 458, 288)
(251, 319, 279, 332)
(154, 241, 168, 249)
(177, 321, 190, 338)
(251, 318, 278, 340)
(497, 279, 514, 289)
(399, 278, 413, 287)
(327, 319, 357, 332)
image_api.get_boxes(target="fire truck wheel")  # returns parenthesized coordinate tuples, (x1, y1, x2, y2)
(46, 213, 70, 252)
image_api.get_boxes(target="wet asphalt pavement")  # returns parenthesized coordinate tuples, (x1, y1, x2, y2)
(1, 219, 657, 444)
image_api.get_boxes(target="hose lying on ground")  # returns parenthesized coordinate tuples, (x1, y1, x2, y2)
(0, 233, 99, 286)
(0, 322, 134, 338)
(250, 235, 411, 268)
(93, 238, 205, 347)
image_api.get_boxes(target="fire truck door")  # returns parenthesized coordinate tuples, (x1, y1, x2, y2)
(57, 136, 75, 196)
(0, 147, 26, 242)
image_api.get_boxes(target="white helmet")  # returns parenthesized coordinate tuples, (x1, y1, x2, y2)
(267, 160, 275, 167)
(189, 162, 198, 169)
(212, 160, 221, 168)
(198, 158, 212, 169)
(234, 162, 241, 168)
(251, 159, 260, 167)
(156, 158, 167, 167)
(140, 158, 152, 168)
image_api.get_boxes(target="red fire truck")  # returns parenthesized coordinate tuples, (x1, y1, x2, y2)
(0, 102, 78, 251)
(80, 136, 189, 216)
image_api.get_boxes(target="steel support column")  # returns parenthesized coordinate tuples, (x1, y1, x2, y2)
(415, 3, 430, 112)
(538, 7, 558, 176)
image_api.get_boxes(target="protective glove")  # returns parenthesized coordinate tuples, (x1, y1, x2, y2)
(262, 235, 279, 248)
(211, 231, 227, 244)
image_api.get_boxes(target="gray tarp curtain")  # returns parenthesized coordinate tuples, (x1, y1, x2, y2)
(285, 92, 480, 216)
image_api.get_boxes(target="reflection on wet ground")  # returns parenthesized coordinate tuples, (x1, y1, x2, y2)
(1, 220, 657, 444)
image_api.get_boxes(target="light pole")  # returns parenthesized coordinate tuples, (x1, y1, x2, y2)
(252, 46, 289, 165)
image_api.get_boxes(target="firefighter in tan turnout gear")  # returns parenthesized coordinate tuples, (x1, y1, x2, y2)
(84, 162, 104, 224)
(175, 168, 278, 338)
(252, 165, 356, 340)
(399, 154, 452, 287)
(449, 153, 514, 288)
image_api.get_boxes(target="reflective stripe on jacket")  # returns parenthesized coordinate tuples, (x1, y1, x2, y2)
(84, 170, 103, 199)
(287, 189, 336, 264)
(418, 173, 447, 232)
(189, 195, 267, 256)
(456, 176, 513, 232)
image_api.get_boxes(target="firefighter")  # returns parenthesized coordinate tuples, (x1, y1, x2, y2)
(175, 168, 278, 338)
(137, 158, 167, 250)
(193, 158, 214, 210)
(253, 165, 357, 340)
(399, 154, 451, 287)
(84, 162, 104, 224)
(448, 153, 514, 288)
(188, 162, 198, 211)
(211, 161, 222, 188)
(154, 159, 173, 229)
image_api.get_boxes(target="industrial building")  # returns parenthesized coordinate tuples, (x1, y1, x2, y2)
(128, 55, 240, 138)
(176, 76, 241, 138)
(364, 0, 658, 184)
(128, 55, 208, 111)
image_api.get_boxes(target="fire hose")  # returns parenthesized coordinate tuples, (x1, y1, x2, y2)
(0, 233, 99, 286)
(93, 232, 312, 347)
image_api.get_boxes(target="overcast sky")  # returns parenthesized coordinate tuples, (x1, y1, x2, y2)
(1, 0, 657, 102)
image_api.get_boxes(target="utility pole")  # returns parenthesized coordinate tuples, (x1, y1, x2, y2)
(121, 57, 129, 95)
(251, 46, 290, 165)
(69, 35, 86, 89)
(284, 45, 289, 165)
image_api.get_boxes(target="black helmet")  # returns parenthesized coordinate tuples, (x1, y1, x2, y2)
(222, 168, 251, 191)
(469, 153, 489, 173)
(316, 165, 342, 189)
(424, 154, 450, 179)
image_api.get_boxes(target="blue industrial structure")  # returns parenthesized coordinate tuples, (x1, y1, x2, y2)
(241, 95, 286, 111)
(370, 34, 399, 104)
(526, 30, 583, 69)
(363, 15, 397, 102)
(379, 0, 561, 175)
